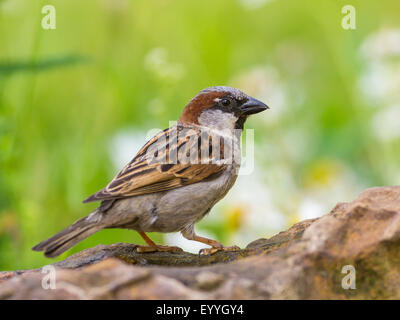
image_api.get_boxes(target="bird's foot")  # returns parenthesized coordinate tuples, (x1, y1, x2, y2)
(199, 245, 241, 256)
(135, 244, 183, 253)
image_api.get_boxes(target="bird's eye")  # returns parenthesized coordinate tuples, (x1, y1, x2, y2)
(221, 99, 230, 106)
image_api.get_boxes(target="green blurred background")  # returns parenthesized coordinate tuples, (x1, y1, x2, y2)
(1, 0, 399, 270)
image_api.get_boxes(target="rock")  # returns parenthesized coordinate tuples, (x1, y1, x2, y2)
(1, 186, 400, 299)
(195, 271, 225, 290)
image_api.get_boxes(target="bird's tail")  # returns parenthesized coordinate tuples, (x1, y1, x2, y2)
(32, 213, 103, 258)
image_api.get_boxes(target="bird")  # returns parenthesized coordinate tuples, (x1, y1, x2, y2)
(32, 86, 268, 257)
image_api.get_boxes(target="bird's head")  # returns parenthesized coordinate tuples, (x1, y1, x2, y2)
(179, 86, 269, 130)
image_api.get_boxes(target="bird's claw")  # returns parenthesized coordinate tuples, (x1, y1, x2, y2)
(135, 245, 183, 253)
(199, 245, 241, 256)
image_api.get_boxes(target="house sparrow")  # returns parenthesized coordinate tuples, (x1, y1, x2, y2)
(32, 86, 268, 257)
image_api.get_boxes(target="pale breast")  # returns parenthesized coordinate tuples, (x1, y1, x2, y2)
(138, 163, 239, 233)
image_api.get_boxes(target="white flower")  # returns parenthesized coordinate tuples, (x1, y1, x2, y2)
(144, 48, 185, 82)
(372, 104, 400, 141)
(218, 164, 287, 243)
(360, 29, 400, 61)
(359, 62, 400, 104)
(298, 198, 325, 221)
(359, 29, 400, 105)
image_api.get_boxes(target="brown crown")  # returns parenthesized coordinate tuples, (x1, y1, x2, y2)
(179, 90, 227, 125)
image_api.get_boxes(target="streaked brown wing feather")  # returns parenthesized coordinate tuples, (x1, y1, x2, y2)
(83, 126, 226, 203)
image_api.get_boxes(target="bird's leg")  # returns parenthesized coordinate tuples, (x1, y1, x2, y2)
(135, 231, 183, 253)
(181, 225, 240, 255)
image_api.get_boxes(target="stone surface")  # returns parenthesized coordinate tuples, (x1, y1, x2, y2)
(1, 186, 400, 299)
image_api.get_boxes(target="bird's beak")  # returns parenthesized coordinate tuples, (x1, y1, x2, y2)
(240, 97, 269, 115)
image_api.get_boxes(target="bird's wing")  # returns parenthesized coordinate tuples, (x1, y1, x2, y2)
(82, 126, 228, 203)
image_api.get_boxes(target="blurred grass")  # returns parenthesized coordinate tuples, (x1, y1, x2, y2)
(0, 0, 399, 270)
(0, 55, 89, 76)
